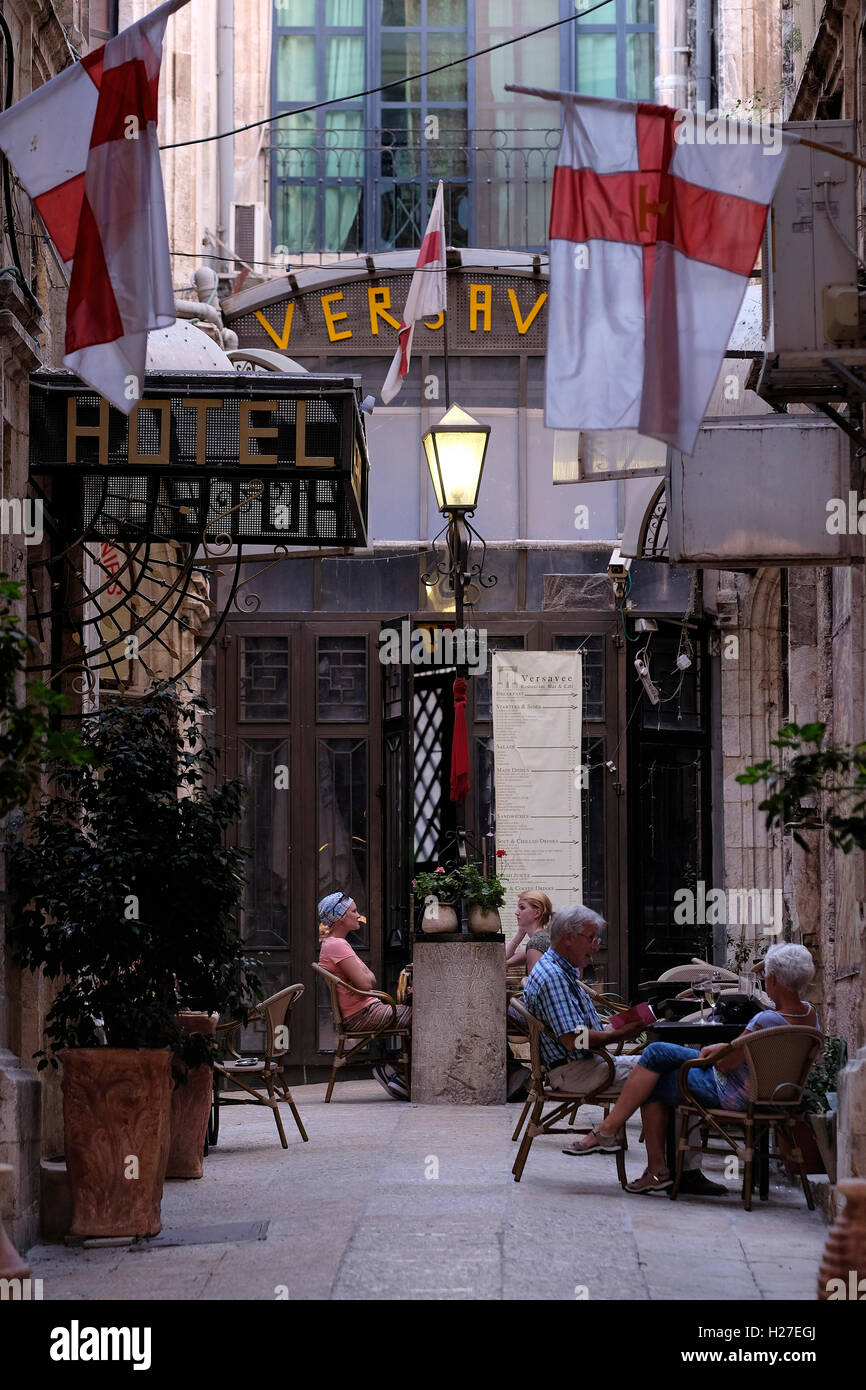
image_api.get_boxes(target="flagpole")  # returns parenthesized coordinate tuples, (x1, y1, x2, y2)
(443, 304, 451, 409)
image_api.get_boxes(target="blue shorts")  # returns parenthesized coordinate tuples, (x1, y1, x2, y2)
(639, 1042, 722, 1109)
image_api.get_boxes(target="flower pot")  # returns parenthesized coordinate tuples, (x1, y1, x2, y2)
(167, 1012, 218, 1180)
(420, 899, 459, 933)
(468, 905, 502, 933)
(61, 1048, 172, 1239)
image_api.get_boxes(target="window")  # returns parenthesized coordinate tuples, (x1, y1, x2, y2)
(271, 0, 469, 254)
(574, 0, 655, 101)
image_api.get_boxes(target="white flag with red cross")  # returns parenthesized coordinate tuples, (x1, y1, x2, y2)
(380, 180, 447, 404)
(0, 0, 189, 413)
(511, 90, 794, 456)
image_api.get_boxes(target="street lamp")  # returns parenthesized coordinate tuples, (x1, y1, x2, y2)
(422, 404, 495, 631)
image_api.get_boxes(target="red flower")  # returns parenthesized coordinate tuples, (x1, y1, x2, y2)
(496, 850, 507, 858)
(435, 866, 445, 873)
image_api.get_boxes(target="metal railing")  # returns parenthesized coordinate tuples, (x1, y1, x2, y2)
(265, 125, 562, 260)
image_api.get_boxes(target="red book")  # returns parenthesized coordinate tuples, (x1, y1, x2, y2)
(609, 1001, 656, 1030)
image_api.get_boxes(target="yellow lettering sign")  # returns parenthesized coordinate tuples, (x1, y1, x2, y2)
(507, 288, 548, 335)
(423, 311, 444, 330)
(128, 400, 171, 467)
(368, 286, 401, 335)
(321, 292, 352, 343)
(254, 304, 294, 350)
(66, 395, 109, 466)
(469, 284, 492, 333)
(180, 398, 223, 467)
(295, 399, 334, 468)
(239, 401, 279, 467)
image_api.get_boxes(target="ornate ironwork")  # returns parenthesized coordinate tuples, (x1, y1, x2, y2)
(640, 485, 669, 561)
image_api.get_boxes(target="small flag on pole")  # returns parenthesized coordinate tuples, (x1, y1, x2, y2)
(506, 87, 794, 455)
(380, 180, 447, 404)
(0, 0, 189, 413)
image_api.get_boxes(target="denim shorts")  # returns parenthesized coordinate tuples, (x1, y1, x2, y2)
(639, 1041, 722, 1109)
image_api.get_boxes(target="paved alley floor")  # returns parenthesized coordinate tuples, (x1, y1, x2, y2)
(27, 1081, 827, 1302)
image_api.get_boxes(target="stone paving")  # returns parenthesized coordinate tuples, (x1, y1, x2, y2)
(26, 1081, 827, 1301)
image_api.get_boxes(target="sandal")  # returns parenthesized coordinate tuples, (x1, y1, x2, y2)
(626, 1168, 672, 1195)
(562, 1125, 625, 1156)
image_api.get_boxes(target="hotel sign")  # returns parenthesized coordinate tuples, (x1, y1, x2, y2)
(29, 371, 369, 546)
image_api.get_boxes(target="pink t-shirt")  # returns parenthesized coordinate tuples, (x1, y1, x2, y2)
(319, 935, 373, 1018)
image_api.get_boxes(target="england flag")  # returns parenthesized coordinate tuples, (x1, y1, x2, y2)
(0, 0, 188, 413)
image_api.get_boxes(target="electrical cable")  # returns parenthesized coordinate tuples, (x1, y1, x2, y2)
(159, 4, 612, 151)
(817, 177, 866, 269)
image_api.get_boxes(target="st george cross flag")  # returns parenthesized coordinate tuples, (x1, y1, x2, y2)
(509, 89, 793, 455)
(0, 0, 189, 413)
(380, 180, 447, 403)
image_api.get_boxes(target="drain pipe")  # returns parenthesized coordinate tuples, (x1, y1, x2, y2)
(216, 0, 234, 273)
(655, 0, 690, 110)
(694, 0, 713, 109)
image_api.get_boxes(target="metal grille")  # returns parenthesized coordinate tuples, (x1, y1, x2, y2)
(554, 634, 605, 721)
(240, 636, 290, 721)
(413, 684, 444, 863)
(317, 635, 368, 721)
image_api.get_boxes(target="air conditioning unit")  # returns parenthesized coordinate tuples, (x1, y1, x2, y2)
(755, 119, 866, 404)
(230, 202, 270, 269)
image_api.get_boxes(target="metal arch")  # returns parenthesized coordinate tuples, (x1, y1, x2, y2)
(639, 483, 669, 561)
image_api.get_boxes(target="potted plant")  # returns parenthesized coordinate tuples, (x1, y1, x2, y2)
(462, 858, 507, 933)
(412, 865, 463, 933)
(8, 681, 258, 1237)
(801, 1037, 848, 1183)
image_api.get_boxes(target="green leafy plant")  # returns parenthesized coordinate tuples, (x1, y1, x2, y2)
(725, 930, 768, 976)
(9, 681, 259, 1069)
(0, 576, 87, 816)
(460, 859, 506, 911)
(803, 1036, 848, 1114)
(736, 721, 866, 852)
(412, 865, 463, 902)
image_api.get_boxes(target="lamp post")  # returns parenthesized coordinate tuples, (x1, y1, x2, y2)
(421, 405, 496, 917)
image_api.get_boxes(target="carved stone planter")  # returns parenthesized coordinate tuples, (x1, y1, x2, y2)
(61, 1049, 172, 1239)
(167, 1013, 218, 1180)
(0, 1165, 30, 1278)
(817, 1179, 866, 1300)
(468, 906, 502, 934)
(420, 899, 459, 934)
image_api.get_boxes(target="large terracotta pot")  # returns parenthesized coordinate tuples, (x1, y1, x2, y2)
(420, 899, 459, 934)
(167, 1012, 218, 1180)
(818, 1178, 866, 1300)
(468, 905, 502, 934)
(61, 1049, 172, 1239)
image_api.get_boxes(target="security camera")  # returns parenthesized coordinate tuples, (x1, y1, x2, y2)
(608, 547, 632, 580)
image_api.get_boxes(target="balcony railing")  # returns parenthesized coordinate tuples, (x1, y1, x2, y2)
(266, 125, 561, 261)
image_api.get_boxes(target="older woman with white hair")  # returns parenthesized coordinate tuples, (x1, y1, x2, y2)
(564, 941, 819, 1194)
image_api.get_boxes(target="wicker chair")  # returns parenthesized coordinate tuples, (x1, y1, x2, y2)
(671, 1025, 823, 1211)
(509, 999, 630, 1187)
(213, 984, 309, 1149)
(312, 962, 411, 1102)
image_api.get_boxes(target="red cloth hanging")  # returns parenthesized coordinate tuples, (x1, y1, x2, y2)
(450, 676, 470, 803)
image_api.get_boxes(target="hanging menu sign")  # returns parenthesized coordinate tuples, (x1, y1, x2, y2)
(492, 651, 583, 939)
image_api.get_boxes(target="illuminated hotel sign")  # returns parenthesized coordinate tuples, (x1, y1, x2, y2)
(225, 268, 550, 356)
(29, 371, 369, 546)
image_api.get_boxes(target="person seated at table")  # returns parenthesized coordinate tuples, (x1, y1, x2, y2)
(318, 891, 411, 1101)
(524, 903, 726, 1195)
(506, 891, 554, 973)
(563, 941, 819, 1194)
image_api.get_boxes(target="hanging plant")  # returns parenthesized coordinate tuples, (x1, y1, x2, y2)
(736, 721, 866, 852)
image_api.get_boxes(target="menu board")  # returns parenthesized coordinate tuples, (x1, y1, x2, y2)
(492, 651, 583, 942)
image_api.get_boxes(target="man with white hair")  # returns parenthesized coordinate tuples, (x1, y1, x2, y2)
(523, 903, 726, 1195)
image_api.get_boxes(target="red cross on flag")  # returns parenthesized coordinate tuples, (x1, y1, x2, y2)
(513, 89, 793, 455)
(0, 0, 189, 414)
(380, 180, 447, 404)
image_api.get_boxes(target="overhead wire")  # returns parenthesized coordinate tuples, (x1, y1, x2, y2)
(159, 3, 613, 151)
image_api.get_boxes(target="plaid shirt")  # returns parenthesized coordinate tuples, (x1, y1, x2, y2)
(522, 947, 603, 1070)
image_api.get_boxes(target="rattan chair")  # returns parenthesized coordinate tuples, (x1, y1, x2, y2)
(214, 984, 309, 1149)
(312, 962, 411, 1102)
(671, 1025, 823, 1211)
(509, 999, 630, 1187)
